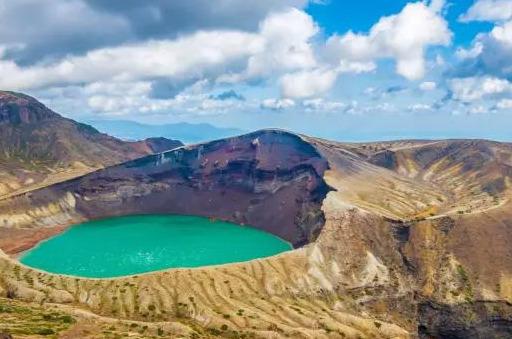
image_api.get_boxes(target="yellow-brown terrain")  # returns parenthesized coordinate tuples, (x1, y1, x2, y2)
(0, 94, 511, 338)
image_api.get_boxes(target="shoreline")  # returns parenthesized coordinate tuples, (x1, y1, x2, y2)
(7, 242, 301, 282)
(1, 225, 69, 259)
(4, 214, 297, 280)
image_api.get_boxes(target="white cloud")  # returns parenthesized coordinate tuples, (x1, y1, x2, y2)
(490, 20, 512, 46)
(364, 87, 377, 95)
(496, 98, 512, 109)
(325, 2, 451, 80)
(455, 41, 484, 60)
(453, 19, 512, 79)
(0, 7, 331, 118)
(245, 8, 318, 79)
(280, 68, 338, 99)
(84, 82, 179, 115)
(409, 103, 433, 111)
(482, 77, 512, 93)
(368, 102, 395, 113)
(419, 81, 437, 91)
(50, 79, 246, 117)
(337, 60, 376, 73)
(84, 81, 151, 96)
(449, 76, 512, 102)
(469, 105, 487, 114)
(260, 98, 295, 110)
(302, 98, 346, 111)
(429, 0, 447, 14)
(460, 0, 512, 22)
(0, 0, 309, 64)
(0, 31, 263, 91)
(0, 8, 321, 92)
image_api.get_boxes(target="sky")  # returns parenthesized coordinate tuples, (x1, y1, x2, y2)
(1, 0, 511, 141)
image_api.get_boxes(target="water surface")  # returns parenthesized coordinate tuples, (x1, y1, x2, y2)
(20, 215, 291, 278)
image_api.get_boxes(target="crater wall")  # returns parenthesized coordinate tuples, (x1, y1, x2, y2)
(0, 130, 330, 251)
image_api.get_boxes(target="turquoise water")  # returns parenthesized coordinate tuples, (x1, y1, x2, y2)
(20, 215, 291, 278)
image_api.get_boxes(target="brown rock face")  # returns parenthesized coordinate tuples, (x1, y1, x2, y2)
(0, 91, 59, 124)
(1, 130, 330, 247)
(0, 91, 183, 198)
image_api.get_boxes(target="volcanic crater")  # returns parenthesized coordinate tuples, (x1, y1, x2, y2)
(1, 127, 512, 338)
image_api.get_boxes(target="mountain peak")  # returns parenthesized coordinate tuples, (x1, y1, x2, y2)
(0, 91, 60, 124)
(0, 90, 183, 198)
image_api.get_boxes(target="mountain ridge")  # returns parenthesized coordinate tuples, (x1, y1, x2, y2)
(0, 91, 183, 198)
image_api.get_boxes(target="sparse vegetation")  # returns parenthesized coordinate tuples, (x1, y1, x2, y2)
(0, 298, 75, 337)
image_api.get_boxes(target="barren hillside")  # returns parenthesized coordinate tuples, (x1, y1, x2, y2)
(0, 91, 183, 199)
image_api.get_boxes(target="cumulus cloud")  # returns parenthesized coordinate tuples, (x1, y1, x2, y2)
(460, 0, 512, 22)
(236, 8, 319, 81)
(78, 80, 245, 117)
(260, 98, 295, 110)
(84, 81, 178, 115)
(2, 0, 494, 122)
(0, 31, 263, 91)
(453, 20, 512, 79)
(468, 105, 488, 114)
(325, 1, 451, 80)
(429, 0, 447, 14)
(280, 68, 338, 99)
(0, 0, 307, 64)
(0, 7, 322, 95)
(302, 98, 346, 112)
(448, 76, 512, 102)
(455, 42, 484, 60)
(496, 98, 512, 109)
(409, 103, 433, 111)
(419, 81, 437, 91)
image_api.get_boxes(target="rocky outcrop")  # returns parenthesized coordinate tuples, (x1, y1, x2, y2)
(418, 300, 512, 338)
(0, 91, 59, 124)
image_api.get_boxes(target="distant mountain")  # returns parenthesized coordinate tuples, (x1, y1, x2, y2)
(0, 91, 182, 197)
(87, 119, 245, 144)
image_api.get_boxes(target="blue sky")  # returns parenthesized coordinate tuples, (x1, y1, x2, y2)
(307, 0, 490, 45)
(0, 0, 511, 141)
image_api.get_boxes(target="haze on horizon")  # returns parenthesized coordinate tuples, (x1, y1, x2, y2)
(0, 0, 511, 142)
